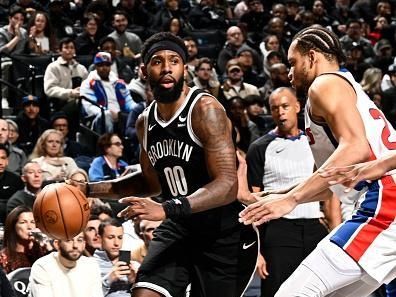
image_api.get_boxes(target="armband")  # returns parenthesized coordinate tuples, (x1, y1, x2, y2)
(162, 197, 192, 220)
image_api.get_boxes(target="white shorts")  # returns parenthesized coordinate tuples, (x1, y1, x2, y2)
(274, 240, 381, 297)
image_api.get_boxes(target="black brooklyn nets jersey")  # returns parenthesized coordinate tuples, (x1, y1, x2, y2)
(142, 87, 211, 200)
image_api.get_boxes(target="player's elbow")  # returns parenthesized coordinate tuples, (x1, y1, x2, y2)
(354, 140, 372, 162)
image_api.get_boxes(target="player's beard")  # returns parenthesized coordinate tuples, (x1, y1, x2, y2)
(150, 75, 184, 104)
(294, 67, 310, 99)
(59, 246, 82, 262)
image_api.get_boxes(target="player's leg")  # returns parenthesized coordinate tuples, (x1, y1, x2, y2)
(132, 219, 191, 297)
(133, 288, 163, 297)
(190, 223, 259, 297)
(275, 240, 370, 297)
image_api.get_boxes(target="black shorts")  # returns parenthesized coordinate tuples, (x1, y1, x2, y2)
(133, 202, 259, 297)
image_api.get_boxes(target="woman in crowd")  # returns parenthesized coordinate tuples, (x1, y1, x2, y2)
(6, 119, 19, 145)
(0, 206, 50, 274)
(75, 13, 100, 56)
(30, 129, 79, 182)
(88, 133, 128, 182)
(360, 67, 383, 99)
(27, 11, 57, 54)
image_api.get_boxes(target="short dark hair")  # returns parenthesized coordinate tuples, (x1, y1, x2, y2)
(142, 32, 188, 66)
(98, 219, 122, 237)
(97, 133, 118, 155)
(9, 5, 24, 17)
(0, 144, 9, 157)
(82, 12, 99, 27)
(59, 37, 75, 49)
(90, 203, 114, 219)
(99, 36, 116, 48)
(195, 57, 213, 72)
(112, 10, 129, 23)
(183, 36, 197, 44)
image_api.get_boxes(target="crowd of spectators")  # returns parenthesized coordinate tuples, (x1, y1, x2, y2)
(1, 0, 396, 296)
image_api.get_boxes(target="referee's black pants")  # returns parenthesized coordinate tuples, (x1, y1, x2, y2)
(260, 218, 328, 297)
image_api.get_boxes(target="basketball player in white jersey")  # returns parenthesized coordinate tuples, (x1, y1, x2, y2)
(238, 25, 396, 296)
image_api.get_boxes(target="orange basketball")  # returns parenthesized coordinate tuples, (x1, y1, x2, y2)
(33, 183, 90, 240)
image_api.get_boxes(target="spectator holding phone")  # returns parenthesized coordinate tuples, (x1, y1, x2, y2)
(94, 219, 137, 297)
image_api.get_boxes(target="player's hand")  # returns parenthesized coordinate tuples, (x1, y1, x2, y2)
(236, 151, 258, 205)
(118, 197, 166, 221)
(318, 159, 388, 192)
(127, 261, 140, 283)
(257, 254, 269, 279)
(110, 261, 131, 282)
(239, 194, 297, 226)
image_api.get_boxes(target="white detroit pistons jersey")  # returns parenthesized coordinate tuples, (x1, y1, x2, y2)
(305, 69, 396, 284)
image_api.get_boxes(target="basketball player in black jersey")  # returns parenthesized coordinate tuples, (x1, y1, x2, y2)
(82, 32, 258, 297)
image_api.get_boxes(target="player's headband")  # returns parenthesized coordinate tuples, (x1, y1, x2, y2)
(143, 41, 187, 65)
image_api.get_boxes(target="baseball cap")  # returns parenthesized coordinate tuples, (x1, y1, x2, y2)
(22, 95, 39, 106)
(93, 52, 112, 65)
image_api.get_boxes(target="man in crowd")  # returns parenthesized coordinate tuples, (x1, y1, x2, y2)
(131, 219, 161, 264)
(94, 219, 136, 296)
(0, 118, 26, 175)
(15, 95, 50, 155)
(30, 232, 103, 297)
(217, 26, 245, 74)
(108, 10, 142, 60)
(0, 5, 27, 54)
(7, 161, 42, 213)
(0, 144, 23, 224)
(44, 37, 88, 112)
(220, 59, 260, 104)
(83, 215, 102, 257)
(80, 51, 134, 134)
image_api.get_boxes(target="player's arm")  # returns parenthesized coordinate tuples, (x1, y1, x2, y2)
(240, 75, 371, 224)
(319, 152, 396, 190)
(287, 75, 371, 201)
(320, 189, 342, 230)
(87, 115, 162, 200)
(186, 95, 238, 212)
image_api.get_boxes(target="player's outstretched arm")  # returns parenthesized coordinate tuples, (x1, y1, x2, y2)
(319, 153, 396, 191)
(86, 115, 162, 200)
(186, 95, 238, 212)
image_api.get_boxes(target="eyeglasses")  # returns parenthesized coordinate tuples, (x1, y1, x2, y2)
(198, 68, 211, 71)
(111, 142, 123, 147)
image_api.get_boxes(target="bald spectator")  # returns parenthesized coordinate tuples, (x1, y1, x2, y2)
(259, 63, 291, 111)
(0, 118, 26, 175)
(0, 144, 24, 224)
(7, 161, 42, 214)
(217, 26, 245, 74)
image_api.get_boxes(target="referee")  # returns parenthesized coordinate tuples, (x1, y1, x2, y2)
(245, 87, 341, 297)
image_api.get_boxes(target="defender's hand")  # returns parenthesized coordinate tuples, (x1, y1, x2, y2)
(118, 197, 166, 221)
(319, 159, 388, 192)
(239, 194, 297, 226)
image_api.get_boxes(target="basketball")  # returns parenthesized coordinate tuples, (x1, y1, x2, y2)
(33, 183, 90, 241)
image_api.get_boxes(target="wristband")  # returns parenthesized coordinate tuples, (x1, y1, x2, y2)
(162, 197, 192, 220)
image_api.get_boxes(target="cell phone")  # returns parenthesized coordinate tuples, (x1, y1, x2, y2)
(119, 250, 131, 264)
